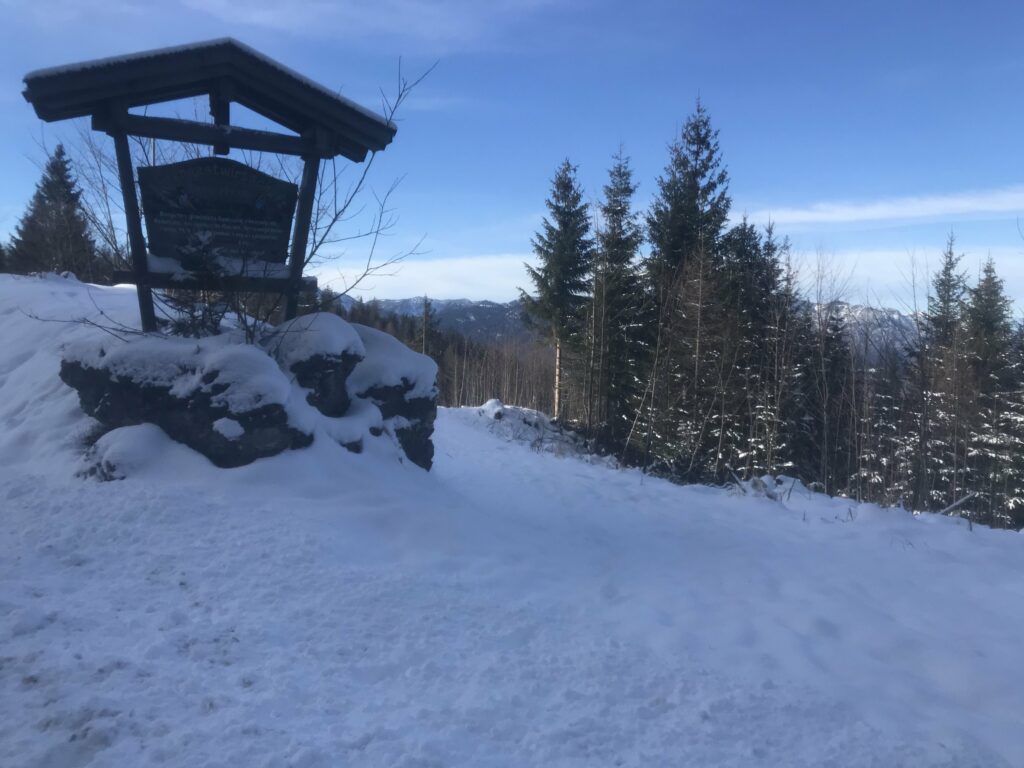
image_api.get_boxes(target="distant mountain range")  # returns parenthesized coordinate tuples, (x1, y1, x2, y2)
(350, 297, 530, 343)
(348, 296, 918, 354)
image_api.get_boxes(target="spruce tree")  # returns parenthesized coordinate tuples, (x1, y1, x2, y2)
(592, 150, 645, 446)
(9, 145, 101, 281)
(927, 234, 968, 350)
(716, 219, 786, 477)
(646, 99, 731, 292)
(317, 287, 342, 314)
(1005, 323, 1024, 528)
(417, 296, 441, 357)
(921, 235, 971, 511)
(520, 159, 594, 420)
(791, 303, 855, 494)
(965, 258, 1013, 385)
(853, 337, 916, 506)
(640, 100, 731, 477)
(964, 258, 1017, 524)
(763, 251, 805, 477)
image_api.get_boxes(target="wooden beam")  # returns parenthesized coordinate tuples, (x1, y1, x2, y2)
(112, 271, 317, 295)
(111, 130, 157, 332)
(285, 157, 320, 319)
(209, 80, 231, 156)
(232, 89, 369, 163)
(93, 111, 322, 157)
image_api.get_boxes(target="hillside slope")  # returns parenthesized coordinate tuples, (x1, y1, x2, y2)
(1, 275, 1022, 767)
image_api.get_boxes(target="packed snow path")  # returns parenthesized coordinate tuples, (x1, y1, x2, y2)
(2, 276, 1023, 767)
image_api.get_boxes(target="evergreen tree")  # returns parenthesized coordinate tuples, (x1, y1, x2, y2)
(927, 234, 969, 349)
(791, 302, 855, 494)
(416, 296, 441, 357)
(761, 252, 805, 477)
(715, 219, 786, 477)
(1005, 323, 1024, 528)
(317, 287, 342, 314)
(965, 258, 1013, 386)
(964, 258, 1018, 524)
(640, 100, 731, 477)
(591, 150, 645, 446)
(520, 159, 594, 420)
(9, 145, 102, 281)
(645, 99, 731, 294)
(921, 236, 971, 511)
(851, 335, 916, 506)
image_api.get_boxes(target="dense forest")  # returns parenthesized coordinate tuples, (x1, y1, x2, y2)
(516, 102, 1024, 529)
(6, 114, 1024, 529)
(330, 104, 1024, 530)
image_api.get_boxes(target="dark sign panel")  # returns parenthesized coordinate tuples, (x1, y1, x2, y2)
(138, 157, 298, 272)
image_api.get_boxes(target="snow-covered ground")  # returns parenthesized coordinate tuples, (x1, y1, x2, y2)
(1, 275, 1023, 767)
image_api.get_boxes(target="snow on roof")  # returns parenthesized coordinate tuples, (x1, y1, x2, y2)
(23, 38, 391, 129)
(23, 38, 240, 81)
(22, 38, 396, 160)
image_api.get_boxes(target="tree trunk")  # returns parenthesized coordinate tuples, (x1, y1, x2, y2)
(553, 335, 562, 420)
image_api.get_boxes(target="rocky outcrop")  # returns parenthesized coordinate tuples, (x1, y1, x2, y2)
(356, 381, 437, 470)
(60, 344, 312, 469)
(61, 313, 439, 473)
(262, 313, 366, 418)
(347, 323, 439, 471)
(288, 352, 362, 417)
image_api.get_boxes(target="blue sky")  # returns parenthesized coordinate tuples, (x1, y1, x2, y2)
(2, 0, 1023, 306)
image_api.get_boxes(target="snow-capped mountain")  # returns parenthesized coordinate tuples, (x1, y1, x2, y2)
(358, 297, 530, 342)
(357, 295, 919, 353)
(817, 301, 920, 357)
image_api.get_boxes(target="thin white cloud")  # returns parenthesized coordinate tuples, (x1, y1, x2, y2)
(791, 246, 1024, 307)
(749, 186, 1024, 226)
(316, 246, 1024, 306)
(315, 253, 538, 302)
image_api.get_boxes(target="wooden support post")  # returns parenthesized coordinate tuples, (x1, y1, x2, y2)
(111, 130, 157, 332)
(210, 80, 231, 156)
(285, 156, 319, 319)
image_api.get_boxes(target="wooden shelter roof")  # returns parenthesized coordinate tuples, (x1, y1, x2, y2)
(22, 38, 396, 162)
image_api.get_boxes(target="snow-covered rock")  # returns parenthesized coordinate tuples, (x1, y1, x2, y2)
(61, 337, 311, 468)
(347, 323, 439, 469)
(262, 311, 365, 370)
(347, 322, 438, 400)
(457, 398, 616, 465)
(52, 292, 436, 471)
(263, 313, 366, 418)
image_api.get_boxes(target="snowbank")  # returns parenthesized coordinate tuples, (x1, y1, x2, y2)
(458, 398, 616, 464)
(1, 274, 1023, 766)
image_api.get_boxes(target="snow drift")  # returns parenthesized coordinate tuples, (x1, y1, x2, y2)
(1, 274, 1023, 767)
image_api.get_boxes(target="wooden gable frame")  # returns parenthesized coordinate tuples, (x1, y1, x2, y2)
(22, 38, 397, 330)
